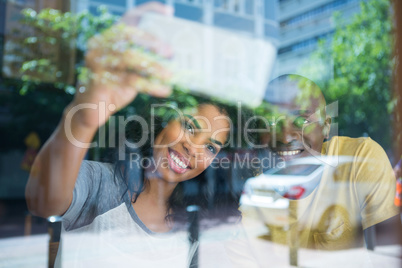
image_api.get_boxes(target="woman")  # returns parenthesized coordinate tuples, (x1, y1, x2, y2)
(25, 3, 246, 267)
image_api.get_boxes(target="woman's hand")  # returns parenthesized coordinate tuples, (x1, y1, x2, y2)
(71, 2, 174, 128)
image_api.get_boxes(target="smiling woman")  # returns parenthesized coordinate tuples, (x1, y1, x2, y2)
(114, 95, 250, 225)
(24, 2, 256, 266)
(51, 97, 238, 266)
(113, 98, 238, 227)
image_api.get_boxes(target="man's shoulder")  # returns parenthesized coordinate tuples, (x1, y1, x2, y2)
(323, 136, 381, 156)
(326, 136, 372, 146)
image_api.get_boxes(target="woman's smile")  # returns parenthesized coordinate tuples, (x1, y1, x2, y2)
(167, 148, 191, 174)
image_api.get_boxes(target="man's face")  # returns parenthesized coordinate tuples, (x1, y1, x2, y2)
(260, 80, 330, 162)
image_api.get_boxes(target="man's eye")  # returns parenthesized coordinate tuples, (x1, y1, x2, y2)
(293, 117, 309, 128)
(206, 144, 217, 154)
(183, 120, 195, 134)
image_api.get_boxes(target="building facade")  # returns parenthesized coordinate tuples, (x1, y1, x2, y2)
(274, 0, 364, 77)
(72, 0, 367, 79)
(72, 0, 279, 43)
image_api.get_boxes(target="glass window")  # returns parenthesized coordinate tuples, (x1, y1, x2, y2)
(1, 0, 400, 267)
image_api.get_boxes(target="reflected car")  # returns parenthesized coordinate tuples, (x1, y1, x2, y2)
(240, 156, 355, 228)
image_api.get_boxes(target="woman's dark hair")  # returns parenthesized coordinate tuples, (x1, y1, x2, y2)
(112, 90, 256, 227)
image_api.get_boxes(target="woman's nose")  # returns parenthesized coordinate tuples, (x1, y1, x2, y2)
(182, 137, 201, 157)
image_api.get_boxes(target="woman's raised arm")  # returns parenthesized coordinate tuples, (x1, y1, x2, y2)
(25, 2, 173, 218)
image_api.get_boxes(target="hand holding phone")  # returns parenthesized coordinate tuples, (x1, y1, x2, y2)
(74, 3, 174, 128)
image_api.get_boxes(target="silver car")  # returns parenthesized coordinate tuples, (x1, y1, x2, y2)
(240, 156, 354, 227)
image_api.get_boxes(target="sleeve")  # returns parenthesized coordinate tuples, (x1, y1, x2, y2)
(354, 138, 399, 229)
(62, 160, 103, 230)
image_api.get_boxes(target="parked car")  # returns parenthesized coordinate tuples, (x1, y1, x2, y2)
(240, 156, 355, 228)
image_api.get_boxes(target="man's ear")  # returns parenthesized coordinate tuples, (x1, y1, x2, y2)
(323, 116, 331, 139)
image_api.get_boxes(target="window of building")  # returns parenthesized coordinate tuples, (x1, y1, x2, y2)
(214, 0, 244, 13)
(280, 0, 359, 28)
(278, 31, 333, 54)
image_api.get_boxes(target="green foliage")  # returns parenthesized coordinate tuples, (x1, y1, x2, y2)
(303, 0, 394, 147)
(8, 6, 118, 95)
(1, 7, 118, 151)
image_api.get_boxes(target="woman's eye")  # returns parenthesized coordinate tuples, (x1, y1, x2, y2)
(206, 144, 217, 154)
(184, 120, 195, 134)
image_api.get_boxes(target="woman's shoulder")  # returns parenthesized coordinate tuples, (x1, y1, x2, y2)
(78, 160, 123, 186)
(79, 160, 128, 199)
(80, 160, 114, 176)
(63, 160, 129, 231)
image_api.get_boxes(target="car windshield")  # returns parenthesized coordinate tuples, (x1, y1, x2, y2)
(271, 164, 321, 176)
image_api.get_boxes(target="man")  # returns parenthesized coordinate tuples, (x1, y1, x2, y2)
(241, 74, 400, 265)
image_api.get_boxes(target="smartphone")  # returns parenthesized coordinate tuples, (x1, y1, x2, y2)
(138, 13, 276, 108)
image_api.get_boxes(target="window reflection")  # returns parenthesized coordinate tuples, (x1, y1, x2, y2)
(0, 0, 400, 267)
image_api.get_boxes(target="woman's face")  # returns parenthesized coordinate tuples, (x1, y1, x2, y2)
(153, 104, 230, 183)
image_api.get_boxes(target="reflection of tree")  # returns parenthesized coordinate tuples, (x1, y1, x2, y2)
(4, 9, 74, 85)
(0, 6, 248, 156)
(1, 7, 118, 152)
(3, 6, 118, 95)
(301, 0, 394, 148)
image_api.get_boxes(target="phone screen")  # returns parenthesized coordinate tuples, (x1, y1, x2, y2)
(138, 13, 276, 107)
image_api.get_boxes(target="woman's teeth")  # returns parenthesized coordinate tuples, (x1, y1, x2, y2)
(170, 152, 188, 169)
(277, 150, 301, 156)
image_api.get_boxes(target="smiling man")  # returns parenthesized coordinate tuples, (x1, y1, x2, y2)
(241, 74, 400, 265)
(259, 74, 330, 162)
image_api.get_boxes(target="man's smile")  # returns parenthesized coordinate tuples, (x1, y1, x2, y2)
(275, 149, 303, 156)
